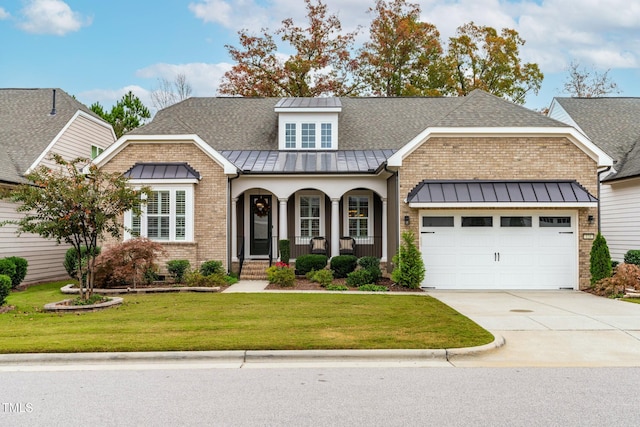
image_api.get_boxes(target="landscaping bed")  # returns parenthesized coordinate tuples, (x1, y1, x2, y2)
(265, 277, 423, 292)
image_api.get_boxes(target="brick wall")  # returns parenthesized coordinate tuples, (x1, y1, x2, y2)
(99, 141, 229, 272)
(399, 136, 599, 289)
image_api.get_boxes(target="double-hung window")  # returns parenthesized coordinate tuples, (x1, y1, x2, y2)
(321, 123, 332, 148)
(285, 123, 296, 148)
(127, 186, 193, 242)
(296, 192, 324, 243)
(344, 193, 373, 243)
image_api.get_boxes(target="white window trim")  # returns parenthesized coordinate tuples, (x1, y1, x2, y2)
(343, 191, 374, 244)
(295, 191, 325, 244)
(125, 184, 195, 242)
(278, 112, 339, 150)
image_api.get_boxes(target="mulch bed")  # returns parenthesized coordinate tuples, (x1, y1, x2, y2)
(265, 277, 423, 292)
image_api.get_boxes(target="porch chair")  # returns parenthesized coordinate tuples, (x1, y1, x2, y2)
(309, 236, 328, 255)
(339, 236, 356, 256)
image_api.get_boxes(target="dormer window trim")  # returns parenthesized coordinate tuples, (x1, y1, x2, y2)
(276, 98, 341, 151)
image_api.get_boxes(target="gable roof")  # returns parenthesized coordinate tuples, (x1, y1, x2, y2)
(550, 97, 640, 181)
(0, 88, 102, 184)
(129, 90, 567, 154)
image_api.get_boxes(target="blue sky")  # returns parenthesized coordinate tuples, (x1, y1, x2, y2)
(1, 0, 639, 114)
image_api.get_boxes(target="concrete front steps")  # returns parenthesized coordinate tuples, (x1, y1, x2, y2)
(240, 260, 271, 280)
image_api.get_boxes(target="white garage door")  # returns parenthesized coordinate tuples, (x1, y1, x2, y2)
(420, 211, 577, 290)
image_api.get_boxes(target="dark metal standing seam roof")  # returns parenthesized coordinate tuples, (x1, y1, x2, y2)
(123, 163, 201, 180)
(220, 150, 396, 174)
(407, 180, 597, 204)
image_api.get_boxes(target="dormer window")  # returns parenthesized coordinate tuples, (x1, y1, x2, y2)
(276, 97, 341, 150)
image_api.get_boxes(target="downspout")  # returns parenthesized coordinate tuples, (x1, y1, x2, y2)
(227, 170, 240, 274)
(597, 166, 612, 233)
(384, 163, 399, 271)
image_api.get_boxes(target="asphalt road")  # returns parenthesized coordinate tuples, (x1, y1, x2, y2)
(1, 364, 639, 426)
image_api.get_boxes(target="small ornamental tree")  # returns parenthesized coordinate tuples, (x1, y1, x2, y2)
(94, 238, 166, 288)
(2, 154, 150, 300)
(391, 231, 425, 289)
(590, 233, 612, 285)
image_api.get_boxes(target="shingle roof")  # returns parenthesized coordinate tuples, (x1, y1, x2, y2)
(552, 97, 640, 181)
(0, 88, 99, 184)
(407, 180, 597, 204)
(129, 90, 566, 154)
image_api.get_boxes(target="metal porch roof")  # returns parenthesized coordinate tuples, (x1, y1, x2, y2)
(123, 163, 201, 180)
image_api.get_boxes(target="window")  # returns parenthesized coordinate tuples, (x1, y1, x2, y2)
(299, 195, 321, 237)
(423, 216, 454, 227)
(321, 123, 332, 148)
(461, 216, 493, 227)
(91, 145, 104, 160)
(540, 216, 571, 227)
(301, 123, 316, 148)
(285, 123, 296, 148)
(501, 216, 532, 227)
(348, 196, 369, 238)
(127, 187, 193, 242)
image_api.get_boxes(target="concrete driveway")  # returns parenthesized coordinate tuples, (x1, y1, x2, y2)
(429, 290, 640, 367)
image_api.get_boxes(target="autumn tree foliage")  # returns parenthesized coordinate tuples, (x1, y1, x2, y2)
(3, 155, 149, 300)
(221, 0, 544, 104)
(358, 0, 445, 96)
(219, 0, 359, 97)
(94, 238, 167, 288)
(443, 22, 543, 104)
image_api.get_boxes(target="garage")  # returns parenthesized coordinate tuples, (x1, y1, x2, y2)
(407, 180, 598, 290)
(419, 211, 577, 289)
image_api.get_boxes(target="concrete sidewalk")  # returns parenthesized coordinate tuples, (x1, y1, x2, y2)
(430, 290, 640, 367)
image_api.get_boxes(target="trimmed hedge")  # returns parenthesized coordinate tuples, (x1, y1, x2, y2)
(0, 259, 17, 289)
(63, 246, 101, 280)
(6, 257, 28, 289)
(0, 274, 10, 306)
(294, 254, 328, 275)
(330, 255, 357, 278)
(167, 260, 191, 284)
(624, 250, 640, 266)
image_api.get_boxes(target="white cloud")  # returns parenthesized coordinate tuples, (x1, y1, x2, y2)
(18, 0, 91, 36)
(136, 62, 233, 98)
(0, 7, 10, 20)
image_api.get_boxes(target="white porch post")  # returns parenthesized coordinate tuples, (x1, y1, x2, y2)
(278, 198, 288, 246)
(331, 198, 340, 258)
(381, 197, 388, 262)
(231, 197, 238, 262)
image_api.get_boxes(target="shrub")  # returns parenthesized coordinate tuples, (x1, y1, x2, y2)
(358, 256, 382, 283)
(266, 262, 295, 287)
(225, 275, 239, 285)
(391, 232, 425, 289)
(308, 269, 334, 287)
(0, 274, 10, 306)
(0, 259, 16, 289)
(279, 239, 290, 264)
(590, 233, 612, 285)
(295, 254, 328, 275)
(624, 250, 640, 266)
(346, 269, 374, 287)
(167, 260, 191, 284)
(200, 260, 224, 276)
(94, 238, 166, 288)
(330, 255, 357, 278)
(6, 257, 28, 289)
(185, 271, 227, 287)
(358, 284, 389, 292)
(326, 284, 348, 291)
(64, 246, 101, 280)
(592, 263, 640, 298)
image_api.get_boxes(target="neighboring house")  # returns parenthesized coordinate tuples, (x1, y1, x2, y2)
(549, 97, 640, 262)
(0, 88, 116, 284)
(94, 90, 611, 290)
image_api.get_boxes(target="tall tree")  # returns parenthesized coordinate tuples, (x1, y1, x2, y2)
(443, 22, 543, 104)
(562, 61, 620, 97)
(3, 155, 149, 300)
(358, 0, 445, 96)
(219, 0, 359, 97)
(151, 73, 193, 110)
(91, 91, 151, 138)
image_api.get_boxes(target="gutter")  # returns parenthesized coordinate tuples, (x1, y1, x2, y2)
(597, 166, 612, 233)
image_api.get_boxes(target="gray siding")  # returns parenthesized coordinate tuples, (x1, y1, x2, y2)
(600, 179, 640, 261)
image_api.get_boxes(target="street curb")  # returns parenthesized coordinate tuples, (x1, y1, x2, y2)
(0, 333, 505, 365)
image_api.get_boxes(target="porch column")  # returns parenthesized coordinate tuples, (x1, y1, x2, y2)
(331, 198, 340, 258)
(381, 197, 388, 262)
(231, 197, 238, 262)
(278, 198, 288, 243)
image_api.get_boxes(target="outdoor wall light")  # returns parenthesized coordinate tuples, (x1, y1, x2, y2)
(587, 215, 594, 225)
(404, 215, 410, 226)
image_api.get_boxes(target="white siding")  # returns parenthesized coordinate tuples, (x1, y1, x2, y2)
(39, 113, 115, 170)
(0, 200, 70, 284)
(600, 179, 640, 261)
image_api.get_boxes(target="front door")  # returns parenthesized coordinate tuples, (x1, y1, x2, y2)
(250, 195, 272, 256)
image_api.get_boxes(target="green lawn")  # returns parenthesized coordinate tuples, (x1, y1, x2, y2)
(0, 281, 494, 353)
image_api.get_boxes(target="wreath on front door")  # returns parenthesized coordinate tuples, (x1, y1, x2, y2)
(253, 196, 270, 217)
